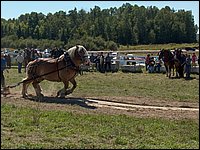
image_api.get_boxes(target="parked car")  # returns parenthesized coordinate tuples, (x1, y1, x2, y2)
(127, 54, 134, 60)
(185, 47, 196, 51)
(42, 49, 51, 58)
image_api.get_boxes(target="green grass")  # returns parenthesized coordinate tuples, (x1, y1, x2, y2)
(4, 68, 199, 102)
(75, 72, 199, 102)
(1, 104, 199, 149)
(2, 68, 199, 149)
(119, 43, 199, 50)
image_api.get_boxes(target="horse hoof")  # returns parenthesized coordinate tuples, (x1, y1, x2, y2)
(22, 94, 28, 98)
(59, 93, 65, 98)
(56, 92, 60, 97)
(36, 93, 44, 98)
(65, 90, 72, 95)
(39, 93, 44, 98)
(59, 95, 65, 98)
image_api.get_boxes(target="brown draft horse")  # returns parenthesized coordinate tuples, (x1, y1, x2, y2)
(21, 45, 90, 98)
(158, 49, 180, 78)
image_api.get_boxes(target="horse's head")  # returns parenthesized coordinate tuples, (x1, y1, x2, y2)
(76, 45, 90, 65)
(158, 49, 164, 60)
(68, 45, 90, 67)
(159, 49, 174, 62)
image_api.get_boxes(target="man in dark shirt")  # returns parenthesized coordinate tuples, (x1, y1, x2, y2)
(105, 53, 112, 72)
(99, 52, 105, 73)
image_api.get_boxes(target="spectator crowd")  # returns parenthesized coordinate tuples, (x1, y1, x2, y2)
(1, 47, 199, 92)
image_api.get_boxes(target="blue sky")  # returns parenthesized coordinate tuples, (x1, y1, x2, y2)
(1, 1, 199, 31)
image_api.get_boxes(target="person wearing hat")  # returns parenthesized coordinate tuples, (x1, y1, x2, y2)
(145, 54, 151, 71)
(1, 53, 7, 89)
(15, 52, 24, 73)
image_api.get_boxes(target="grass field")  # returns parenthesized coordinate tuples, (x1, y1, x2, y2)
(4, 68, 199, 102)
(1, 68, 199, 149)
(1, 103, 198, 149)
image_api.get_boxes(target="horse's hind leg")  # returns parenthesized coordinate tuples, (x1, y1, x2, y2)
(22, 78, 32, 98)
(167, 65, 172, 78)
(172, 66, 175, 76)
(175, 64, 180, 78)
(176, 67, 180, 78)
(32, 81, 44, 98)
(169, 72, 171, 78)
(168, 67, 171, 78)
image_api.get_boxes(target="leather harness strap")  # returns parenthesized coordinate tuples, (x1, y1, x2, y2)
(56, 57, 62, 81)
(6, 51, 82, 89)
(63, 52, 79, 70)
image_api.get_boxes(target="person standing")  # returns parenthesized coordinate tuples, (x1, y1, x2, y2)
(105, 53, 112, 72)
(179, 54, 186, 78)
(191, 53, 197, 66)
(154, 57, 161, 73)
(99, 52, 105, 73)
(145, 54, 150, 71)
(30, 48, 38, 61)
(184, 54, 192, 79)
(1, 53, 7, 89)
(57, 48, 64, 58)
(89, 53, 96, 71)
(94, 53, 100, 71)
(5, 53, 11, 69)
(50, 47, 57, 58)
(148, 57, 155, 73)
(16, 52, 24, 73)
(90, 53, 95, 63)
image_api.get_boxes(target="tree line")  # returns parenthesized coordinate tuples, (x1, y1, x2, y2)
(1, 3, 198, 51)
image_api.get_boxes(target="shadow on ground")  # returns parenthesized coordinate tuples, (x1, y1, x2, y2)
(25, 95, 97, 109)
(169, 76, 196, 80)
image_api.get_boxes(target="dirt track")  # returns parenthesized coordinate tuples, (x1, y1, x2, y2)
(1, 92, 199, 121)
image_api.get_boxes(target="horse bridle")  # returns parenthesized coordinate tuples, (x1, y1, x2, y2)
(76, 46, 89, 63)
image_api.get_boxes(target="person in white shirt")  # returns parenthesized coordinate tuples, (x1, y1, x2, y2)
(16, 52, 24, 73)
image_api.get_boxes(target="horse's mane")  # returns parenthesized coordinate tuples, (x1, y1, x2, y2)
(160, 49, 174, 62)
(67, 45, 79, 59)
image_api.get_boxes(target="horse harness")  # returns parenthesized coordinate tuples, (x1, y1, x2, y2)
(57, 52, 80, 81)
(27, 52, 80, 82)
(6, 48, 84, 89)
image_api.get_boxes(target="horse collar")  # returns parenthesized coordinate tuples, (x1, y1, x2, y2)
(64, 52, 79, 71)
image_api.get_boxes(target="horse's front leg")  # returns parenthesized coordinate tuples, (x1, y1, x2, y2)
(168, 66, 171, 78)
(57, 81, 69, 98)
(165, 65, 168, 77)
(175, 63, 181, 78)
(172, 66, 175, 76)
(65, 78, 77, 95)
(176, 67, 179, 78)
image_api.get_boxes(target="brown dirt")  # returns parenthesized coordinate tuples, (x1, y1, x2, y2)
(1, 91, 199, 122)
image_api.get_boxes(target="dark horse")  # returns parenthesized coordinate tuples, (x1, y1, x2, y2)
(158, 49, 180, 78)
(21, 45, 90, 98)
